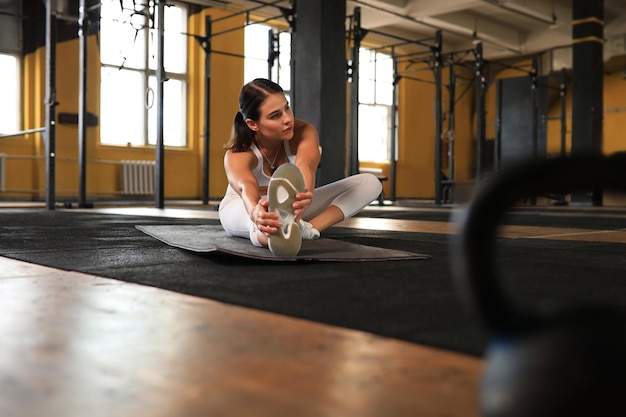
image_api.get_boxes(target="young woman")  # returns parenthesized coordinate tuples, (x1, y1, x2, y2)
(218, 78, 382, 254)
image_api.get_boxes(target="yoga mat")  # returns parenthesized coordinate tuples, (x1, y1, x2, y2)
(136, 224, 431, 262)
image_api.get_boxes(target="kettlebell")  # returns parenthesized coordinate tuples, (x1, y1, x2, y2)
(451, 153, 626, 417)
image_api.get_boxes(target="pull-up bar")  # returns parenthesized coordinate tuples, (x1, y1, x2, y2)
(0, 127, 46, 139)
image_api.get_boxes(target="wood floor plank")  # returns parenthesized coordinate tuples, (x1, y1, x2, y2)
(0, 257, 481, 417)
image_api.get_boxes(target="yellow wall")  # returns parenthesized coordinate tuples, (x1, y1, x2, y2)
(2, 7, 243, 202)
(2, 8, 626, 203)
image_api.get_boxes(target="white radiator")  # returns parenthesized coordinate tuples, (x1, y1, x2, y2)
(121, 160, 155, 195)
(0, 153, 6, 192)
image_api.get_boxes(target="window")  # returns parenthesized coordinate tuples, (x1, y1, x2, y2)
(244, 22, 291, 92)
(1, 0, 21, 136)
(99, 0, 187, 147)
(358, 48, 394, 162)
(0, 53, 19, 134)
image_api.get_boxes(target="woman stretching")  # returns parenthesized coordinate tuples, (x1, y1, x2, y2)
(218, 78, 382, 256)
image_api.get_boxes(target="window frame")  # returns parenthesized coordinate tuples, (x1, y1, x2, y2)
(99, 0, 188, 147)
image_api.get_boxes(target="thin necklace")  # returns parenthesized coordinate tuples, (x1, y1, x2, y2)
(258, 142, 281, 172)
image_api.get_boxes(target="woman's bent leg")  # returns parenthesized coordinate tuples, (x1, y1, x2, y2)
(304, 173, 382, 231)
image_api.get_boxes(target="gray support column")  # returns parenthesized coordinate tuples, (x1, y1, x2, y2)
(571, 0, 604, 205)
(293, 0, 347, 184)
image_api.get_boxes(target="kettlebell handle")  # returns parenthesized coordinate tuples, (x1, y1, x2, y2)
(452, 152, 626, 334)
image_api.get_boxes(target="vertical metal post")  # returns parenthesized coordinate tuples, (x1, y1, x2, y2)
(433, 30, 443, 205)
(390, 52, 398, 202)
(268, 29, 278, 81)
(560, 68, 567, 157)
(78, 0, 89, 207)
(474, 41, 486, 182)
(45, 0, 57, 210)
(289, 0, 297, 114)
(155, 0, 165, 208)
(495, 79, 502, 171)
(347, 7, 362, 176)
(447, 64, 456, 185)
(531, 58, 539, 160)
(201, 16, 212, 205)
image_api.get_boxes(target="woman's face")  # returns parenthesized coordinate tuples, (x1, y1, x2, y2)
(246, 92, 294, 141)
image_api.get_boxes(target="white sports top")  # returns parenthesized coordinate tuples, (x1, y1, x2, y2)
(224, 141, 296, 196)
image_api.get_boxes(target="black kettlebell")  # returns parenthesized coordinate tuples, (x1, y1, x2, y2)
(451, 153, 626, 417)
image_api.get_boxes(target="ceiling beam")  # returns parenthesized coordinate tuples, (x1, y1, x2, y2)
(349, 0, 522, 54)
(406, 0, 485, 17)
(421, 12, 522, 52)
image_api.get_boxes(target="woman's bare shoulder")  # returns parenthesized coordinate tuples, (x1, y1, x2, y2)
(225, 148, 256, 169)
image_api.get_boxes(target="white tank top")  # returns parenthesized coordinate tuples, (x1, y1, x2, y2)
(225, 141, 296, 195)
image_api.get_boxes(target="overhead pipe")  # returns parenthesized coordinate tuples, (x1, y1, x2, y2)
(482, 0, 572, 31)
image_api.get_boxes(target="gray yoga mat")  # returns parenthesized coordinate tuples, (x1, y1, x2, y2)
(137, 224, 430, 262)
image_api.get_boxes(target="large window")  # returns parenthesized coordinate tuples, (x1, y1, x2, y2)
(0, 53, 19, 134)
(1, 0, 21, 136)
(244, 23, 291, 92)
(358, 48, 394, 162)
(100, 0, 187, 147)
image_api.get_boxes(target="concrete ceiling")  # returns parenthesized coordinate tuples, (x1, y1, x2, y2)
(194, 0, 626, 63)
(347, 0, 626, 61)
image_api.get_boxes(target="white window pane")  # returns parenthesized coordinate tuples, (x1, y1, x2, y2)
(245, 57, 268, 83)
(358, 104, 390, 162)
(0, 54, 19, 134)
(359, 80, 375, 104)
(245, 23, 272, 82)
(147, 77, 186, 147)
(245, 24, 272, 60)
(245, 24, 291, 87)
(358, 49, 376, 103)
(376, 80, 393, 106)
(149, 4, 187, 73)
(376, 55, 394, 105)
(276, 31, 291, 90)
(100, 67, 146, 145)
(100, 0, 150, 70)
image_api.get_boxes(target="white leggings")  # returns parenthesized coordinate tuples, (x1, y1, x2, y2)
(218, 173, 382, 244)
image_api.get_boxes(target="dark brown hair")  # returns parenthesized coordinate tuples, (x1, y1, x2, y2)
(224, 78, 285, 152)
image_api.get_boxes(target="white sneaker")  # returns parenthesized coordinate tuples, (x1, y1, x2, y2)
(298, 220, 320, 240)
(268, 163, 305, 257)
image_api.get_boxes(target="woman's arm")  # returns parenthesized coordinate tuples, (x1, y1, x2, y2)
(224, 150, 279, 232)
(293, 118, 321, 192)
(292, 118, 321, 219)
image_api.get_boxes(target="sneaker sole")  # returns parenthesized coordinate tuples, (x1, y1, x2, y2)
(267, 163, 305, 257)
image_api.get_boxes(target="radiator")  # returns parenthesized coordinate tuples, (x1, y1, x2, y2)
(121, 160, 156, 195)
(0, 153, 5, 192)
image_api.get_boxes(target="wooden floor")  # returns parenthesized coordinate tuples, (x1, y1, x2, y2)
(2, 201, 625, 417)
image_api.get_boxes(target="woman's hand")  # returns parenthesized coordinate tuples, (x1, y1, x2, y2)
(293, 190, 313, 221)
(251, 198, 280, 236)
